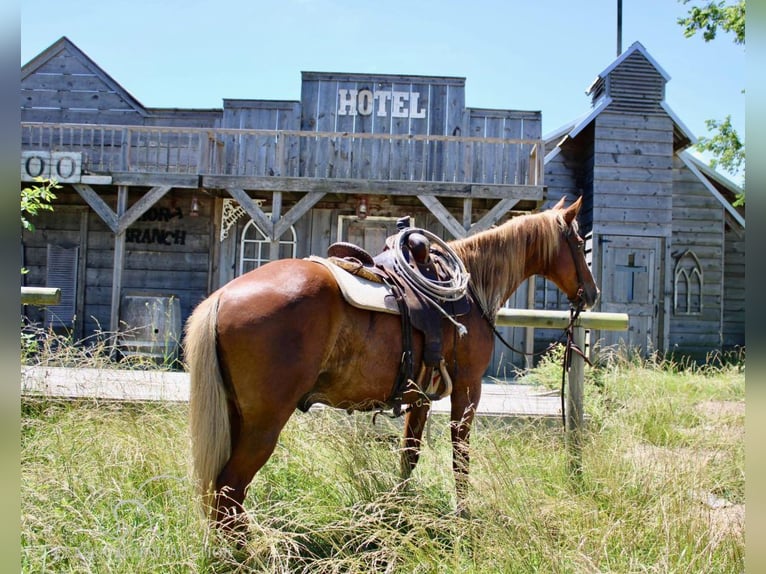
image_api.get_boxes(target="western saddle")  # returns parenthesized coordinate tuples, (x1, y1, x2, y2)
(326, 217, 470, 416)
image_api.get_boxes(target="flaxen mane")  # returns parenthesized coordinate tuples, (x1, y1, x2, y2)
(450, 208, 576, 317)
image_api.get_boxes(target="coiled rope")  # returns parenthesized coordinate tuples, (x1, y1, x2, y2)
(391, 228, 470, 335)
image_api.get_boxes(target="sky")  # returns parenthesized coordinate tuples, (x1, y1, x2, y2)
(19, 0, 745, 173)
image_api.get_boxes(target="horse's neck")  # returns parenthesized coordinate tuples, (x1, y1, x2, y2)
(457, 223, 540, 317)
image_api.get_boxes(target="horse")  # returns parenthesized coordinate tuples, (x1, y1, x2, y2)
(184, 196, 599, 531)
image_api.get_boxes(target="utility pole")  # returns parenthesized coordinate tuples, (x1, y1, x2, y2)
(617, 0, 623, 56)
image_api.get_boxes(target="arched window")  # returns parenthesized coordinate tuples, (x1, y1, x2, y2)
(674, 250, 703, 315)
(238, 218, 297, 276)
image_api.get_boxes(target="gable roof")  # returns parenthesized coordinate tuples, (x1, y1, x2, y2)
(585, 41, 670, 97)
(679, 151, 745, 228)
(22, 36, 147, 117)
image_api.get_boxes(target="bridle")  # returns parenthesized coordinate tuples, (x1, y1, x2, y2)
(475, 222, 592, 427)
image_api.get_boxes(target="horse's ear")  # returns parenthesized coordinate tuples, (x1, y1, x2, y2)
(551, 197, 566, 210)
(563, 196, 583, 226)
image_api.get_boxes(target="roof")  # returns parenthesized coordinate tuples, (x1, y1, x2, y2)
(22, 36, 148, 117)
(679, 151, 745, 228)
(585, 41, 671, 96)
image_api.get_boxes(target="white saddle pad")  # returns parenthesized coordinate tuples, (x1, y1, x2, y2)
(307, 256, 399, 315)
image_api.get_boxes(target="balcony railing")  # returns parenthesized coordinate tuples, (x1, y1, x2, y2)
(21, 122, 544, 187)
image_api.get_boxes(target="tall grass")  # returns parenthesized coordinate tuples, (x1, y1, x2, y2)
(21, 348, 744, 573)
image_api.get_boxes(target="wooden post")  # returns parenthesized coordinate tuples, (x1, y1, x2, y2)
(494, 309, 628, 476)
(268, 191, 282, 261)
(110, 186, 128, 333)
(567, 325, 586, 477)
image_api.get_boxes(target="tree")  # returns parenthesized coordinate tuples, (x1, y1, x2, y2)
(21, 178, 59, 274)
(21, 178, 58, 233)
(678, 0, 745, 205)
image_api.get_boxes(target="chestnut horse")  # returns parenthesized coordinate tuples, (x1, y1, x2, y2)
(185, 197, 599, 529)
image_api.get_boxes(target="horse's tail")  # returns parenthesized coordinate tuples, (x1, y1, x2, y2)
(185, 292, 230, 515)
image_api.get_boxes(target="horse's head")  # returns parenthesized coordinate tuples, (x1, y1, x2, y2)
(546, 197, 600, 310)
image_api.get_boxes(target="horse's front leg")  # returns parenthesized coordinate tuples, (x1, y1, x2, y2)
(400, 402, 430, 480)
(450, 385, 480, 512)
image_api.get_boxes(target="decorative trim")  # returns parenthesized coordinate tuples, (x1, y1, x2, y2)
(220, 198, 263, 242)
(673, 249, 703, 315)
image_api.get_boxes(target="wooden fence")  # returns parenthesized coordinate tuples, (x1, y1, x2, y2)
(495, 308, 629, 474)
(21, 122, 543, 186)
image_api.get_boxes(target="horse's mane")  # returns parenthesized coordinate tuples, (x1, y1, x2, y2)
(450, 209, 575, 317)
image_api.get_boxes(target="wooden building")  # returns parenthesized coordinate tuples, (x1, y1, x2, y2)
(20, 37, 744, 372)
(542, 42, 744, 361)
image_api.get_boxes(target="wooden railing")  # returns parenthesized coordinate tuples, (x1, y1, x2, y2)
(21, 122, 544, 186)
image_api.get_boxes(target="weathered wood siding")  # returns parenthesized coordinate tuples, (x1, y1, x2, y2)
(218, 100, 301, 177)
(466, 108, 541, 185)
(301, 72, 466, 182)
(722, 220, 745, 350)
(670, 156, 726, 358)
(21, 46, 146, 125)
(22, 189, 212, 340)
(591, 111, 674, 237)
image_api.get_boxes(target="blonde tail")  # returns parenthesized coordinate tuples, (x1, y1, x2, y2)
(185, 293, 230, 516)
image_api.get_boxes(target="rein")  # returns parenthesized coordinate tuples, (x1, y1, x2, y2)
(473, 224, 592, 427)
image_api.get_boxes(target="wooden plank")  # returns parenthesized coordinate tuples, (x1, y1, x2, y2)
(225, 188, 274, 238)
(495, 309, 629, 330)
(21, 286, 61, 306)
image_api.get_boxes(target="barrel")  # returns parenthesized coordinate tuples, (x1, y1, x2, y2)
(119, 293, 182, 364)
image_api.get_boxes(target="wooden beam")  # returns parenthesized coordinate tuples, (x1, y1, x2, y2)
(225, 188, 274, 238)
(274, 191, 325, 238)
(72, 183, 118, 233)
(418, 195, 466, 239)
(204, 175, 543, 201)
(116, 185, 172, 234)
(21, 287, 61, 306)
(111, 173, 200, 188)
(468, 197, 521, 235)
(495, 309, 629, 331)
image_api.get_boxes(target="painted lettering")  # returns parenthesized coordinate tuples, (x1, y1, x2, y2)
(374, 92, 390, 117)
(336, 89, 427, 119)
(391, 91, 408, 118)
(337, 89, 358, 116)
(125, 226, 186, 246)
(357, 89, 374, 116)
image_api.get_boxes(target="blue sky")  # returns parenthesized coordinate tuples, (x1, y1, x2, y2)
(20, 0, 744, 164)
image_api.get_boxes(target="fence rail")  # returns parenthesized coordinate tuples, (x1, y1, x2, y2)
(21, 122, 544, 186)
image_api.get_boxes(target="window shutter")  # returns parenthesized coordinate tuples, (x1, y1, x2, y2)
(45, 244, 78, 328)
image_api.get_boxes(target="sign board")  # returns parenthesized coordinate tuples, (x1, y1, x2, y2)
(21, 151, 82, 183)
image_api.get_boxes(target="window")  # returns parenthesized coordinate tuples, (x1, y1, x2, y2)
(674, 250, 703, 315)
(238, 218, 297, 276)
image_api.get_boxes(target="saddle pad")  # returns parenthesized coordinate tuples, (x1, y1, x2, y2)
(307, 256, 400, 315)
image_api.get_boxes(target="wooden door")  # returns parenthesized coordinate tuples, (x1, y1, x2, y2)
(339, 216, 402, 256)
(599, 235, 662, 354)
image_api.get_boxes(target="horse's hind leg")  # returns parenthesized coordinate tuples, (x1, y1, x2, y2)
(400, 403, 430, 480)
(213, 418, 287, 533)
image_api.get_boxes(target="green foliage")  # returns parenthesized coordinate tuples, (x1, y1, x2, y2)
(678, 0, 746, 44)
(697, 115, 746, 202)
(678, 0, 746, 204)
(21, 178, 59, 233)
(21, 353, 744, 573)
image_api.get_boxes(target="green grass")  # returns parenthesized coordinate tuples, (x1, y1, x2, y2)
(21, 351, 744, 573)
